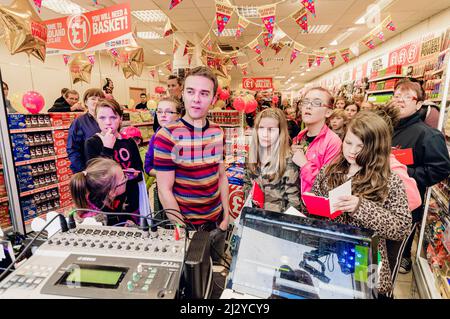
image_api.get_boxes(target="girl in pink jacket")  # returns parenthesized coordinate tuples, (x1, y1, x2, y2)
(292, 87, 342, 194)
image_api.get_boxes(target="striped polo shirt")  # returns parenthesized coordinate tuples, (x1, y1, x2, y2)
(153, 118, 224, 224)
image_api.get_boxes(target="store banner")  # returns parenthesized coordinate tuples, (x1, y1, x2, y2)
(44, 3, 133, 55)
(173, 38, 180, 54)
(256, 55, 265, 67)
(290, 43, 304, 64)
(235, 16, 249, 39)
(340, 48, 350, 63)
(249, 38, 262, 55)
(262, 32, 272, 47)
(169, 0, 183, 10)
(316, 55, 323, 66)
(301, 0, 316, 17)
(215, 0, 233, 35)
(63, 54, 70, 65)
(388, 41, 420, 66)
(230, 54, 238, 66)
(292, 7, 308, 33)
(163, 19, 177, 37)
(328, 52, 336, 67)
(242, 77, 273, 91)
(420, 34, 442, 59)
(307, 55, 315, 67)
(258, 4, 276, 36)
(228, 184, 244, 221)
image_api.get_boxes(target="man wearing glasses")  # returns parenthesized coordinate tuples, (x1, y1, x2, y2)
(390, 79, 450, 275)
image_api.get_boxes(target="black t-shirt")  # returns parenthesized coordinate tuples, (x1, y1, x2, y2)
(84, 136, 144, 224)
(135, 102, 148, 110)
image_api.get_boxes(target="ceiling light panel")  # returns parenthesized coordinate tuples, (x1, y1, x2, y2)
(213, 28, 238, 37)
(132, 10, 167, 23)
(137, 31, 163, 40)
(42, 0, 87, 14)
(308, 25, 332, 34)
(237, 7, 258, 18)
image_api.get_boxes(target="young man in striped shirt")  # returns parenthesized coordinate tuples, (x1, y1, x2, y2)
(154, 66, 229, 261)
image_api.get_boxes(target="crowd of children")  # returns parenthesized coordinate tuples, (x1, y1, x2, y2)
(65, 69, 450, 298)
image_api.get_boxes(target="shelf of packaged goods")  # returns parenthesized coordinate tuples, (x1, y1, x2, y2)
(19, 180, 70, 198)
(368, 74, 404, 83)
(366, 89, 394, 94)
(429, 97, 450, 103)
(24, 204, 74, 226)
(0, 196, 8, 203)
(431, 187, 449, 212)
(415, 257, 443, 299)
(9, 125, 70, 134)
(217, 123, 241, 127)
(15, 154, 68, 167)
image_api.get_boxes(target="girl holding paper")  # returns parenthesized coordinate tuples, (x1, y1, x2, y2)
(311, 111, 412, 297)
(243, 108, 301, 212)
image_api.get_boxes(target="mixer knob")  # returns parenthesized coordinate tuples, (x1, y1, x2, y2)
(81, 242, 87, 247)
(154, 247, 159, 252)
(117, 245, 122, 249)
(99, 243, 104, 248)
(56, 240, 61, 245)
(126, 246, 131, 250)
(48, 240, 53, 244)
(162, 247, 167, 253)
(90, 243, 95, 248)
(144, 246, 149, 251)
(73, 242, 78, 246)
(108, 244, 113, 249)
(64, 241, 69, 246)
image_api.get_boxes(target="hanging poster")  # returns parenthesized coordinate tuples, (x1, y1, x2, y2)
(388, 41, 420, 66)
(163, 19, 177, 37)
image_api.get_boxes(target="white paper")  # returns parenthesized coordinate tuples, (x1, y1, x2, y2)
(0, 243, 5, 261)
(284, 206, 306, 218)
(0, 226, 4, 237)
(328, 179, 352, 213)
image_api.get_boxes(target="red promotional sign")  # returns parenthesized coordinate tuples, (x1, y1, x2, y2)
(388, 41, 420, 66)
(242, 78, 273, 91)
(44, 3, 133, 55)
(228, 184, 244, 220)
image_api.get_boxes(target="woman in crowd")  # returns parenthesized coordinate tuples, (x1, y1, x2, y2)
(244, 108, 300, 212)
(334, 96, 347, 109)
(311, 111, 412, 297)
(344, 103, 360, 120)
(328, 109, 348, 140)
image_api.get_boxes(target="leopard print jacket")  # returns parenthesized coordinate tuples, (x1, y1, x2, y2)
(311, 167, 412, 295)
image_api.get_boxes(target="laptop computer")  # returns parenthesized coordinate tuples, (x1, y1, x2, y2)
(221, 207, 378, 299)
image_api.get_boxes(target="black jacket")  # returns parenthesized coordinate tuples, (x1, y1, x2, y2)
(48, 99, 74, 112)
(135, 102, 148, 110)
(66, 112, 101, 173)
(393, 111, 450, 200)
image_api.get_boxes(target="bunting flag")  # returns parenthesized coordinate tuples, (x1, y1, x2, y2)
(364, 36, 376, 49)
(258, 4, 276, 36)
(215, 0, 233, 35)
(110, 48, 119, 57)
(230, 54, 238, 66)
(202, 34, 213, 51)
(270, 42, 284, 55)
(87, 53, 95, 65)
(184, 41, 194, 56)
(163, 20, 177, 37)
(149, 68, 156, 78)
(290, 43, 304, 64)
(249, 39, 262, 55)
(241, 63, 248, 75)
(301, 0, 316, 17)
(340, 48, 350, 63)
(328, 52, 336, 67)
(307, 55, 315, 68)
(207, 55, 216, 68)
(169, 0, 183, 10)
(271, 26, 286, 44)
(316, 55, 324, 66)
(166, 61, 173, 72)
(256, 56, 265, 67)
(33, 0, 42, 13)
(63, 54, 70, 66)
(386, 19, 396, 31)
(92, 0, 98, 5)
(292, 7, 308, 33)
(235, 16, 250, 39)
(376, 30, 385, 41)
(173, 39, 180, 54)
(262, 32, 273, 47)
(187, 47, 194, 65)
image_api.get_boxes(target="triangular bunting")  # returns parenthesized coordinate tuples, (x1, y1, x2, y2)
(376, 30, 385, 41)
(262, 32, 272, 47)
(328, 52, 336, 67)
(87, 54, 95, 65)
(270, 42, 284, 55)
(316, 55, 323, 66)
(163, 20, 177, 37)
(386, 18, 396, 31)
(173, 39, 180, 54)
(249, 39, 262, 55)
(230, 54, 238, 66)
(33, 0, 42, 13)
(63, 54, 70, 66)
(258, 4, 276, 36)
(169, 0, 183, 10)
(110, 48, 119, 57)
(202, 34, 213, 51)
(166, 61, 172, 72)
(235, 16, 250, 39)
(271, 26, 286, 44)
(241, 63, 248, 75)
(340, 48, 350, 63)
(215, 0, 233, 35)
(187, 47, 194, 65)
(256, 56, 265, 67)
(301, 0, 316, 17)
(149, 68, 156, 78)
(307, 55, 315, 68)
(292, 8, 308, 33)
(290, 43, 304, 64)
(364, 36, 376, 49)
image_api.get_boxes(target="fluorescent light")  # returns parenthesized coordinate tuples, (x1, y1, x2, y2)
(300, 73, 305, 76)
(354, 0, 394, 25)
(132, 10, 167, 23)
(42, 0, 87, 14)
(329, 40, 338, 46)
(308, 25, 332, 34)
(237, 7, 258, 18)
(137, 31, 163, 40)
(329, 28, 356, 46)
(306, 69, 311, 72)
(153, 49, 167, 55)
(213, 28, 238, 37)
(274, 76, 286, 79)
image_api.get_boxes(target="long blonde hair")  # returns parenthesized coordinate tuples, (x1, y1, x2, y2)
(248, 108, 291, 182)
(325, 111, 391, 202)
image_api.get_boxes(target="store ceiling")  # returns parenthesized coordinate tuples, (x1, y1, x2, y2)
(2, 0, 450, 86)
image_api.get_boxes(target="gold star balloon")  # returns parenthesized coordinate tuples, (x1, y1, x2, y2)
(0, 0, 47, 62)
(119, 46, 144, 79)
(69, 54, 93, 84)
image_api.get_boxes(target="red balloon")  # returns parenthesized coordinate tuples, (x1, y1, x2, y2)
(245, 99, 258, 113)
(219, 89, 230, 101)
(22, 91, 45, 114)
(216, 86, 222, 97)
(154, 86, 165, 94)
(272, 95, 279, 104)
(233, 97, 245, 112)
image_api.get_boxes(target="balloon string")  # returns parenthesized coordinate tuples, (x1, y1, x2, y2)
(27, 55, 35, 91)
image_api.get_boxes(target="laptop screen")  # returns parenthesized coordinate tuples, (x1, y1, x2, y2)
(227, 207, 378, 299)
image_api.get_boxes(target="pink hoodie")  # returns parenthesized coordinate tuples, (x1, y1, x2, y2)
(390, 154, 422, 211)
(294, 124, 342, 194)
